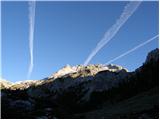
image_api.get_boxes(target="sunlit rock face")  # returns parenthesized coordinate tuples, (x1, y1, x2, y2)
(49, 64, 77, 79)
(103, 64, 128, 72)
(49, 64, 128, 79)
(0, 79, 13, 89)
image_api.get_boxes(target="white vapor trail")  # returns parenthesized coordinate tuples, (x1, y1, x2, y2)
(105, 35, 159, 64)
(27, 1, 36, 79)
(84, 1, 141, 66)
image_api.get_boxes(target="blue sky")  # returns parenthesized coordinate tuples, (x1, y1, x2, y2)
(2, 1, 158, 82)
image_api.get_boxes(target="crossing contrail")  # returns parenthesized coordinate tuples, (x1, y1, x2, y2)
(105, 35, 159, 64)
(27, 1, 36, 79)
(84, 1, 141, 66)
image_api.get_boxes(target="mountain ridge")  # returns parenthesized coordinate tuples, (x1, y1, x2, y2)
(1, 48, 159, 119)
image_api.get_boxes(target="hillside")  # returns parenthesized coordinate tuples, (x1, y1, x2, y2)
(1, 48, 159, 119)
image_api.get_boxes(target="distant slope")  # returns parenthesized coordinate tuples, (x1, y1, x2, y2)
(73, 87, 158, 119)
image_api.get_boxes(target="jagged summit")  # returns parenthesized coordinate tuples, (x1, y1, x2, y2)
(0, 79, 44, 90)
(49, 64, 128, 79)
(145, 48, 159, 63)
(0, 79, 13, 89)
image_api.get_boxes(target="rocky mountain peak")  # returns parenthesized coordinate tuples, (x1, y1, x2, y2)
(49, 65, 77, 79)
(0, 79, 13, 89)
(49, 64, 128, 79)
(145, 48, 159, 63)
(103, 64, 128, 72)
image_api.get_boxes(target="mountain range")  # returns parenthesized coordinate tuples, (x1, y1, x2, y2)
(1, 48, 159, 119)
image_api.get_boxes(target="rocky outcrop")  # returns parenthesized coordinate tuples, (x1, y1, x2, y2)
(0, 79, 13, 89)
(145, 48, 159, 63)
(49, 64, 128, 79)
(49, 64, 77, 79)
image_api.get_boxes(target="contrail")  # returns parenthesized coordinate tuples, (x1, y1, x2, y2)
(84, 1, 141, 66)
(105, 35, 159, 64)
(27, 1, 36, 79)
